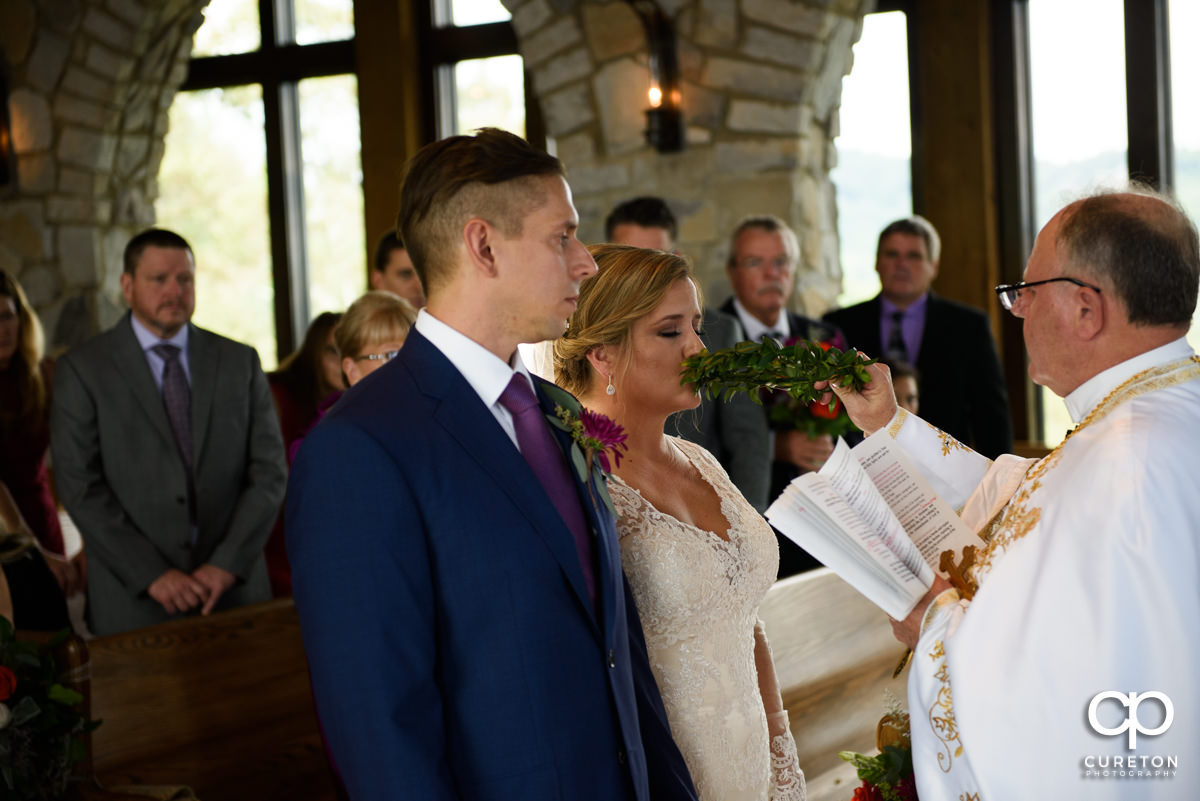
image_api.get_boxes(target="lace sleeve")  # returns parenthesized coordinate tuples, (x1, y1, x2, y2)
(757, 620, 805, 800)
(767, 710, 806, 801)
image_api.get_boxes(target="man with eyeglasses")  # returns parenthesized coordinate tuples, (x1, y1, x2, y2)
(827, 188, 1200, 801)
(824, 215, 1012, 458)
(720, 214, 847, 576)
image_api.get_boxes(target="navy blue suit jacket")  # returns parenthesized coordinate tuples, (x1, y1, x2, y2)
(286, 329, 695, 801)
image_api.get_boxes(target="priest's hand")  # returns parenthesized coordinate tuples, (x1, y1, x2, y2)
(818, 358, 898, 435)
(890, 575, 955, 649)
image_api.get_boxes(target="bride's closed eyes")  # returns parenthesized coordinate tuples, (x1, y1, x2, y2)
(658, 326, 705, 339)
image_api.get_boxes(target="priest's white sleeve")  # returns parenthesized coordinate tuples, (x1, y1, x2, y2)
(906, 588, 983, 801)
(880, 409, 992, 512)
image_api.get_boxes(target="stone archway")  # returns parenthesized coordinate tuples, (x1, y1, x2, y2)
(504, 0, 870, 316)
(1, 0, 208, 350)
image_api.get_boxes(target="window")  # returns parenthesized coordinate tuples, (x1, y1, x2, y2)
(451, 55, 526, 138)
(158, 87, 273, 362)
(443, 0, 510, 26)
(300, 75, 365, 317)
(1170, 0, 1200, 355)
(1027, 0, 1127, 443)
(1029, 0, 1128, 232)
(430, 1, 527, 141)
(831, 10, 914, 307)
(156, 0, 358, 367)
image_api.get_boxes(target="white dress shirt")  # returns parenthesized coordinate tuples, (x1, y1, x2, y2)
(730, 297, 790, 343)
(130, 314, 191, 390)
(415, 309, 536, 451)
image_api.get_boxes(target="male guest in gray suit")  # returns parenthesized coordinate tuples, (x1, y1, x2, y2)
(51, 228, 286, 636)
(605, 197, 771, 511)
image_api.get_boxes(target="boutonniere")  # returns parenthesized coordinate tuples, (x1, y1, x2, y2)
(540, 383, 628, 518)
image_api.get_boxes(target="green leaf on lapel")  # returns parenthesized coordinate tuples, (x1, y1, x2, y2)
(541, 382, 582, 415)
(569, 441, 588, 484)
(593, 470, 618, 519)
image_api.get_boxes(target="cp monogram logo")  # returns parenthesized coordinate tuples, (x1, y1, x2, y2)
(1087, 691, 1174, 749)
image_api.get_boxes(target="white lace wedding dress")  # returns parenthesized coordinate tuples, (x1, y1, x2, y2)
(611, 437, 805, 801)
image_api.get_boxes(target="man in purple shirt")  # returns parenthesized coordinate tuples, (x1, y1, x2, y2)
(824, 215, 1013, 458)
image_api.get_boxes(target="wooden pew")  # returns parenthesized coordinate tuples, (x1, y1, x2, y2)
(759, 568, 909, 801)
(81, 598, 340, 801)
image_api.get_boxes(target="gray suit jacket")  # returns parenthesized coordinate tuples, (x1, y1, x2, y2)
(51, 313, 286, 635)
(667, 307, 771, 512)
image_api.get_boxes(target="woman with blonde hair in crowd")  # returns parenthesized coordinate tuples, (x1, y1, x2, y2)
(554, 245, 805, 801)
(335, 290, 418, 387)
(0, 270, 81, 602)
(287, 291, 417, 465)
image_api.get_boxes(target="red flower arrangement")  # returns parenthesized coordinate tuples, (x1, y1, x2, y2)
(0, 665, 16, 702)
(840, 693, 918, 801)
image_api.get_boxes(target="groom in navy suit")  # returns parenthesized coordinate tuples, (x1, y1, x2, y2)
(287, 129, 696, 801)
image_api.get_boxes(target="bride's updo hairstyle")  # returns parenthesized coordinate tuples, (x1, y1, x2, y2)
(555, 243, 698, 396)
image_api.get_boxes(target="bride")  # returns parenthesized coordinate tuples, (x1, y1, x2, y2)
(554, 244, 805, 800)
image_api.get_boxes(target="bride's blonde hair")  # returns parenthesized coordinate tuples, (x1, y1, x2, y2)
(554, 244, 698, 396)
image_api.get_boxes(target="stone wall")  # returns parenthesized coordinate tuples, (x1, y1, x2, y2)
(2, 0, 869, 347)
(507, 0, 872, 315)
(1, 0, 205, 350)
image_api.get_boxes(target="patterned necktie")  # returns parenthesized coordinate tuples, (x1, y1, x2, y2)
(152, 343, 193, 470)
(498, 374, 596, 607)
(885, 310, 908, 362)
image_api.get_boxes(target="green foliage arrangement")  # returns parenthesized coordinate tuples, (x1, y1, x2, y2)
(0, 617, 99, 800)
(679, 339, 877, 408)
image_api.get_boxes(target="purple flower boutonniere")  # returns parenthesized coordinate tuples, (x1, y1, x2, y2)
(541, 383, 627, 517)
(558, 406, 628, 474)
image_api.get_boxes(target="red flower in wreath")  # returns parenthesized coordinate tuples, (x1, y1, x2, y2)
(764, 338, 858, 439)
(0, 664, 16, 701)
(852, 780, 885, 801)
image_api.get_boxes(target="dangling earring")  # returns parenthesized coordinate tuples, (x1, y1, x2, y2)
(606, 374, 616, 396)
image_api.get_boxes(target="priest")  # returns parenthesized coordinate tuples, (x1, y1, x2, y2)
(827, 186, 1199, 801)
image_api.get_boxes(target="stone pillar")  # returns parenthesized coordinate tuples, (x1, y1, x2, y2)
(1, 0, 207, 349)
(507, 0, 872, 316)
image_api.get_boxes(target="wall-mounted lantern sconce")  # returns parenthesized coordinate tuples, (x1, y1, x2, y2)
(0, 67, 15, 188)
(625, 0, 684, 153)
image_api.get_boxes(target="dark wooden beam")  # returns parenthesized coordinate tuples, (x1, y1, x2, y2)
(1124, 0, 1173, 190)
(183, 41, 356, 91)
(991, 0, 1037, 441)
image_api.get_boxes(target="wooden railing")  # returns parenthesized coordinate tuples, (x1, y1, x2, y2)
(26, 599, 341, 801)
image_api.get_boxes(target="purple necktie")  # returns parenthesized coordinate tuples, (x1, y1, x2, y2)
(885, 310, 908, 363)
(152, 343, 193, 471)
(498, 374, 596, 607)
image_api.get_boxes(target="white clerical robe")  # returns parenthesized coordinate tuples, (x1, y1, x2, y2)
(888, 337, 1200, 801)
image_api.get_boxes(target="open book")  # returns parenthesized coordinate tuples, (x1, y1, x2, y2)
(765, 429, 980, 619)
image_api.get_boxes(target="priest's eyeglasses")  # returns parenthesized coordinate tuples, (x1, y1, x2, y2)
(355, 350, 401, 363)
(994, 277, 1102, 311)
